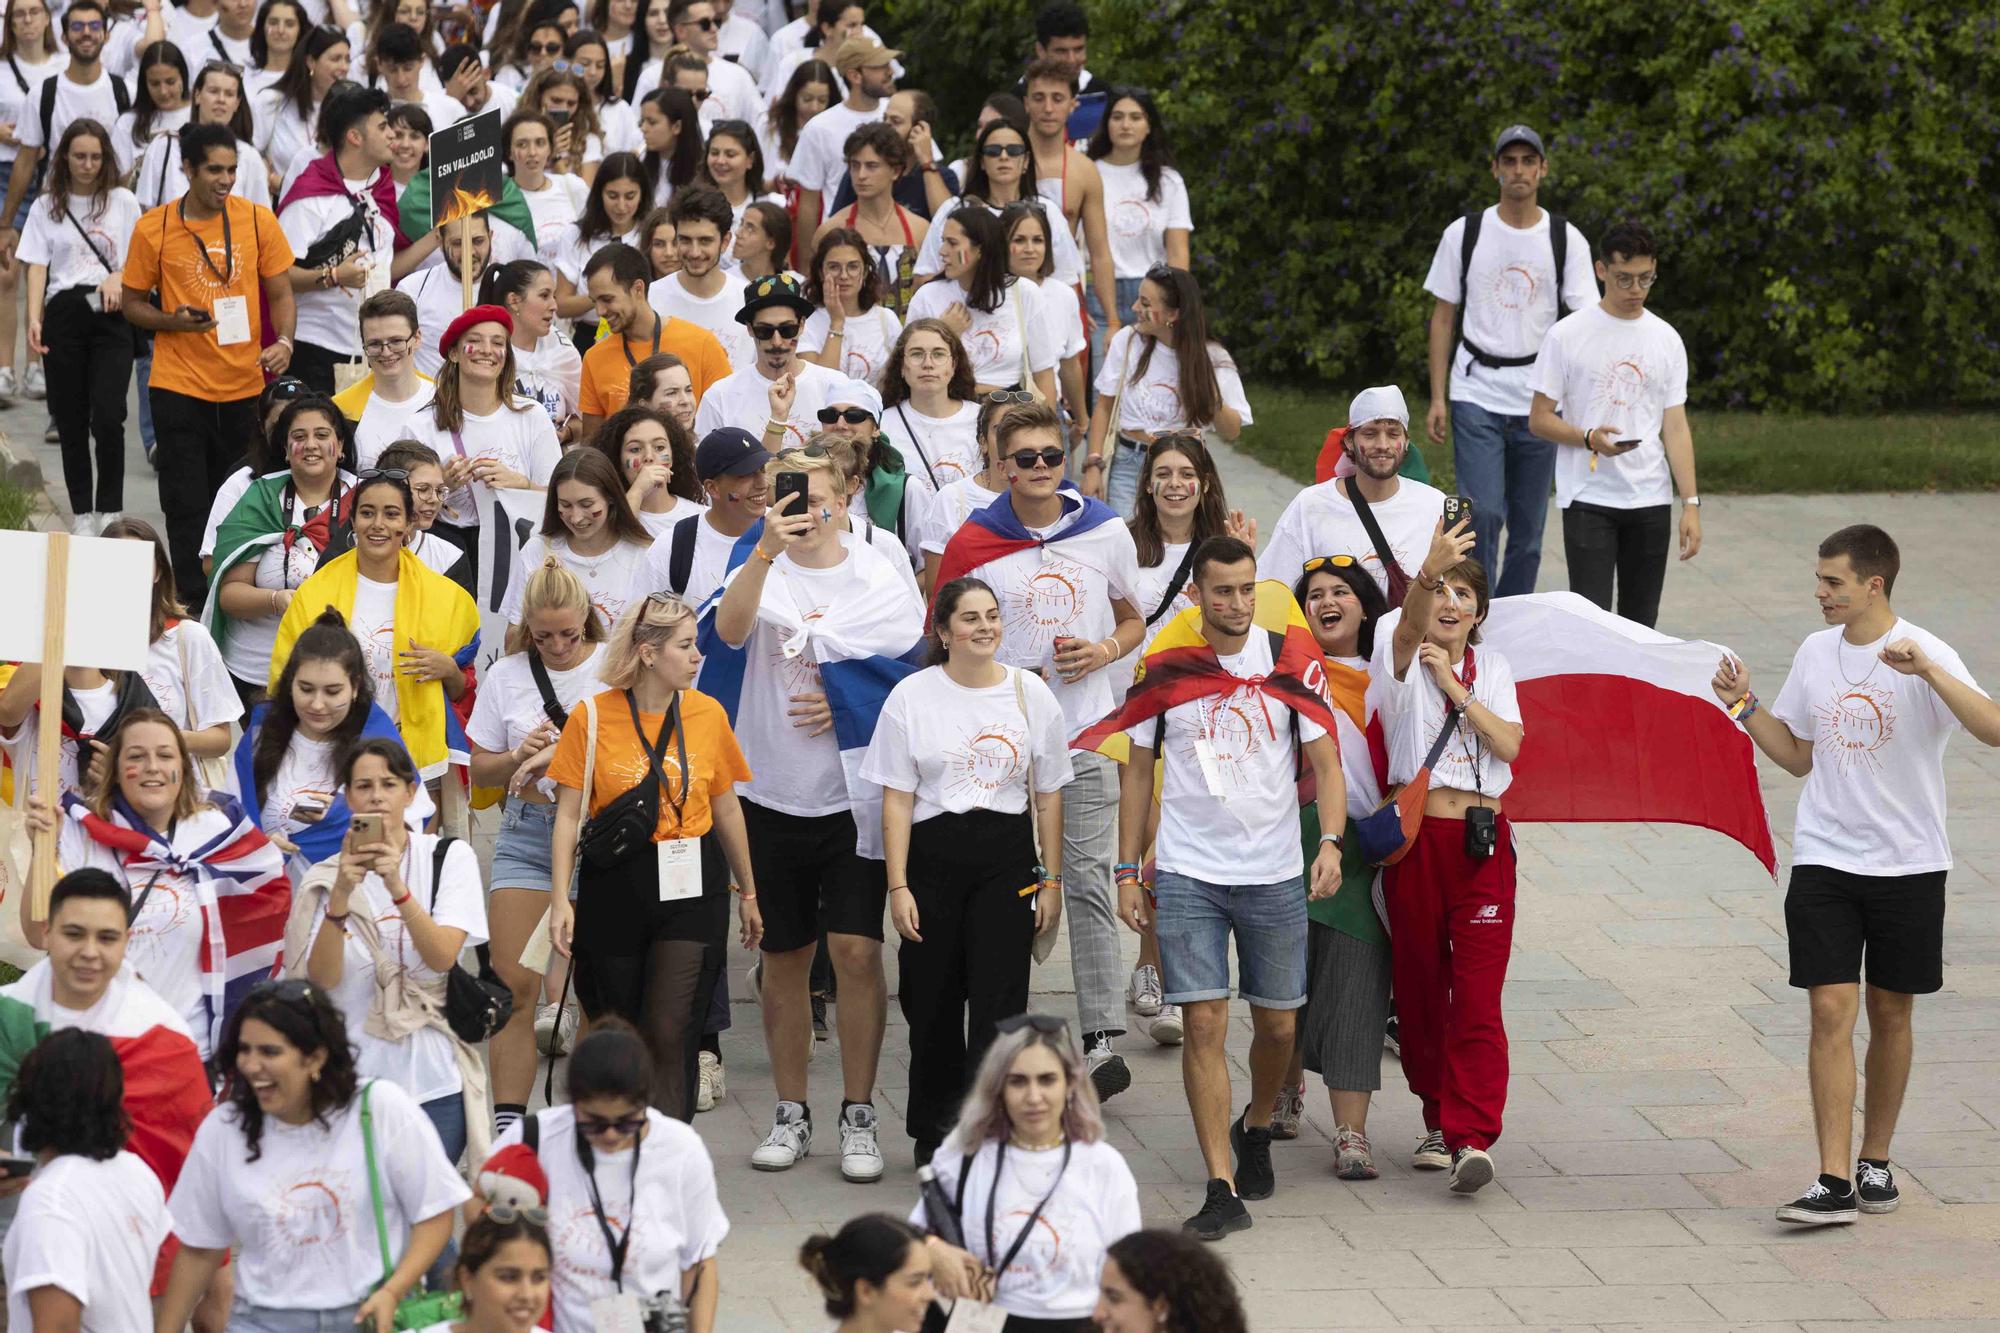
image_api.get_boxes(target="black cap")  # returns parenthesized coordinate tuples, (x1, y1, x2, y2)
(735, 271, 816, 325)
(695, 427, 774, 480)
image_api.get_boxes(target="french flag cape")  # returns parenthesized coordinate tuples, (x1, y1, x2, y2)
(230, 700, 410, 874)
(1453, 591, 1776, 873)
(58, 790, 292, 1048)
(696, 524, 927, 859)
(926, 487, 1121, 624)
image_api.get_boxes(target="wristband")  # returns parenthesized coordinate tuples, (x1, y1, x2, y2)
(751, 545, 776, 564)
(1415, 569, 1444, 592)
(1113, 861, 1140, 876)
(889, 885, 912, 895)
(1728, 691, 1759, 722)
(275, 334, 293, 348)
(324, 911, 349, 925)
(389, 889, 411, 907)
(1319, 832, 1344, 848)
(1113, 868, 1141, 884)
(764, 417, 789, 434)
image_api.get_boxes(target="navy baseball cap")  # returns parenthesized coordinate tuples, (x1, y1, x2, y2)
(1493, 124, 1545, 157)
(695, 427, 774, 480)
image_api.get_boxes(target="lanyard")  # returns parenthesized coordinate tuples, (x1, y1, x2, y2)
(621, 313, 663, 367)
(179, 194, 234, 285)
(983, 1139, 1071, 1294)
(578, 1125, 644, 1289)
(625, 689, 688, 830)
(126, 816, 178, 923)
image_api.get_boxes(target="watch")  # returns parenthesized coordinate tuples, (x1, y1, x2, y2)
(1684, 496, 1702, 507)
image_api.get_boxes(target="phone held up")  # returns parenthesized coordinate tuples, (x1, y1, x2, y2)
(774, 470, 808, 518)
(346, 812, 385, 848)
(1442, 495, 1472, 528)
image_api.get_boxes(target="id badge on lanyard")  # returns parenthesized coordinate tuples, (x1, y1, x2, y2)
(657, 837, 701, 901)
(212, 295, 252, 345)
(942, 1299, 1008, 1333)
(587, 1294, 645, 1333)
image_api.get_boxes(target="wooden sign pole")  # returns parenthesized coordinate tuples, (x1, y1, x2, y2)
(28, 531, 68, 921)
(460, 219, 474, 313)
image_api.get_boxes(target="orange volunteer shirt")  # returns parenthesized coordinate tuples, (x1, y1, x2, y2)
(547, 687, 751, 840)
(578, 315, 732, 418)
(123, 196, 296, 402)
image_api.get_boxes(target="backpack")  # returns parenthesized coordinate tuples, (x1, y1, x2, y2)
(1453, 208, 1574, 372)
(664, 514, 701, 596)
(40, 73, 130, 157)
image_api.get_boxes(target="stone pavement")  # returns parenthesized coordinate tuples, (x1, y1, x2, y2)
(8, 389, 2000, 1329)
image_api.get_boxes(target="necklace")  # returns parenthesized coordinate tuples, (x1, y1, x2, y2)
(1008, 1132, 1066, 1152)
(1835, 628, 1881, 689)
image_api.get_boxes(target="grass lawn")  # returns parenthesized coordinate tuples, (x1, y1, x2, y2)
(0, 475, 33, 530)
(1236, 382, 2000, 494)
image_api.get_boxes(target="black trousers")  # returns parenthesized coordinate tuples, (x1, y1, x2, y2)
(44, 290, 133, 515)
(899, 809, 1038, 1147)
(150, 386, 261, 613)
(1562, 501, 1672, 628)
(286, 339, 350, 395)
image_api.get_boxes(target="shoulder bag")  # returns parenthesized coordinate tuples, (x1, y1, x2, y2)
(428, 836, 515, 1043)
(1344, 482, 1412, 609)
(1012, 669, 1060, 964)
(1354, 651, 1477, 866)
(575, 689, 686, 868)
(358, 1081, 461, 1330)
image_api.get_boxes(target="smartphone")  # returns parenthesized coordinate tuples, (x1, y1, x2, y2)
(347, 812, 385, 846)
(1442, 495, 1472, 527)
(291, 797, 329, 823)
(175, 304, 213, 325)
(0, 1158, 33, 1179)
(774, 470, 808, 517)
(1612, 438, 1644, 452)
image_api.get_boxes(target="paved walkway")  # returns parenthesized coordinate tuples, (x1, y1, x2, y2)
(8, 391, 1999, 1329)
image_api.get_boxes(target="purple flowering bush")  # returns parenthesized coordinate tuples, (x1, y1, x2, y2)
(883, 0, 2000, 410)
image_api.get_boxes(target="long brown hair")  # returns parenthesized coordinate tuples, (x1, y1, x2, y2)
(1128, 434, 1230, 568)
(431, 329, 531, 434)
(1133, 266, 1224, 429)
(0, 0, 60, 61)
(879, 317, 976, 409)
(253, 609, 375, 804)
(540, 448, 652, 547)
(592, 400, 701, 504)
(87, 709, 207, 823)
(46, 119, 115, 222)
(100, 518, 184, 643)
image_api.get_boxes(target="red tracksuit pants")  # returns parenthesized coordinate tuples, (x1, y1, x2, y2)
(1384, 813, 1516, 1152)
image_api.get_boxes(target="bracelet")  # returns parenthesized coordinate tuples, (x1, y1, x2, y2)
(275, 334, 293, 349)
(889, 885, 912, 895)
(270, 589, 281, 612)
(764, 417, 789, 434)
(1113, 861, 1140, 875)
(1728, 691, 1759, 722)
(324, 911, 349, 925)
(751, 545, 776, 564)
(389, 890, 411, 907)
(1113, 868, 1142, 884)
(1319, 832, 1344, 848)
(1099, 638, 1118, 664)
(1414, 569, 1444, 592)
(738, 892, 757, 902)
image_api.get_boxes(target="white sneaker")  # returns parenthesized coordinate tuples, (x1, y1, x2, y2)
(1127, 963, 1164, 1017)
(1148, 1003, 1184, 1046)
(695, 1051, 724, 1112)
(70, 511, 97, 535)
(534, 1001, 578, 1055)
(0, 366, 17, 398)
(21, 363, 45, 398)
(1449, 1146, 1495, 1195)
(1412, 1129, 1450, 1170)
(751, 1101, 811, 1171)
(95, 510, 122, 534)
(838, 1103, 884, 1183)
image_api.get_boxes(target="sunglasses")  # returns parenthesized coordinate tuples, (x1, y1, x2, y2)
(268, 377, 309, 400)
(486, 1201, 550, 1226)
(576, 1113, 648, 1138)
(816, 406, 873, 425)
(687, 87, 711, 101)
(356, 468, 410, 483)
(247, 977, 317, 1004)
(751, 320, 801, 341)
(982, 389, 1035, 406)
(1009, 447, 1066, 471)
(678, 14, 717, 28)
(1301, 554, 1361, 574)
(530, 40, 563, 54)
(996, 1012, 1069, 1035)
(980, 142, 1029, 158)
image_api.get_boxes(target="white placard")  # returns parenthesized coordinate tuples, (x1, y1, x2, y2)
(0, 530, 153, 671)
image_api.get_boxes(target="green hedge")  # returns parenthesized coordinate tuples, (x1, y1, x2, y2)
(878, 0, 2000, 412)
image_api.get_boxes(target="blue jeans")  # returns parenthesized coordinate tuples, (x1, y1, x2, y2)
(1086, 275, 1144, 371)
(1450, 399, 1556, 597)
(1153, 870, 1309, 1009)
(227, 1302, 362, 1332)
(419, 1094, 464, 1289)
(1105, 434, 1147, 518)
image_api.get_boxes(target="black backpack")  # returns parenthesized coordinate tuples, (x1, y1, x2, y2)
(1453, 208, 1577, 373)
(429, 836, 515, 1043)
(39, 73, 130, 157)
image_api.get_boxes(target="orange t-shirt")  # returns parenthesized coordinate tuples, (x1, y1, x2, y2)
(578, 314, 733, 418)
(547, 687, 751, 840)
(122, 196, 296, 402)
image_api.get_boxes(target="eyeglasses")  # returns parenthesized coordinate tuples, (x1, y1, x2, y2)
(981, 142, 1029, 158)
(356, 468, 411, 483)
(486, 1201, 550, 1226)
(576, 1112, 648, 1138)
(996, 1012, 1069, 1036)
(688, 87, 711, 101)
(530, 39, 563, 54)
(816, 406, 872, 425)
(66, 18, 105, 32)
(1610, 270, 1659, 291)
(982, 389, 1035, 406)
(1008, 447, 1066, 470)
(1301, 554, 1360, 574)
(750, 320, 801, 341)
(678, 14, 717, 29)
(362, 333, 414, 356)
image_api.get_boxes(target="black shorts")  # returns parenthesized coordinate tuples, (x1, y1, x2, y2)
(742, 798, 887, 953)
(1785, 863, 1946, 995)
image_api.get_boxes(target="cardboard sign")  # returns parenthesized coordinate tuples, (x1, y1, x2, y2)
(471, 483, 551, 675)
(0, 530, 152, 671)
(428, 109, 504, 233)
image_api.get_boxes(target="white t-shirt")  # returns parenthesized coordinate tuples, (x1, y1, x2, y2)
(408, 398, 564, 528)
(353, 381, 438, 471)
(882, 399, 981, 496)
(1771, 620, 1985, 876)
(220, 493, 330, 683)
(133, 131, 271, 209)
(916, 195, 1085, 290)
(1424, 206, 1600, 417)
(1095, 158, 1193, 279)
(1529, 304, 1690, 511)
(862, 665, 1074, 824)
(1114, 541, 1195, 701)
(16, 187, 140, 296)
(692, 359, 846, 448)
(163, 3, 220, 53)
(491, 1108, 729, 1333)
(918, 474, 1002, 557)
(141, 620, 243, 738)
(1258, 477, 1447, 600)
(0, 680, 115, 805)
(279, 179, 400, 355)
(634, 512, 743, 605)
(305, 833, 488, 1102)
(787, 99, 883, 216)
(1093, 326, 1253, 437)
(15, 67, 124, 151)
(394, 264, 477, 378)
(1130, 633, 1328, 884)
(1370, 625, 1521, 798)
(167, 1080, 471, 1310)
(514, 328, 584, 428)
(247, 733, 339, 840)
(546, 221, 640, 289)
(4, 1151, 168, 1333)
(646, 273, 756, 370)
(466, 644, 607, 798)
(502, 534, 650, 631)
(349, 573, 400, 720)
(0, 53, 64, 170)
(634, 496, 708, 539)
(517, 172, 589, 245)
(799, 303, 902, 387)
(906, 278, 1057, 389)
(110, 104, 187, 179)
(728, 555, 856, 816)
(971, 507, 1143, 738)
(911, 1139, 1141, 1322)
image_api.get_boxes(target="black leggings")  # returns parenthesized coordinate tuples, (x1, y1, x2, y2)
(43, 290, 133, 515)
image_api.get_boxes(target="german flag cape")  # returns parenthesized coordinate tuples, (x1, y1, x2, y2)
(927, 486, 1119, 624)
(1073, 581, 1340, 758)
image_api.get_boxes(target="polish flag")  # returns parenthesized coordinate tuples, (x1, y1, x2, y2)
(1478, 591, 1777, 874)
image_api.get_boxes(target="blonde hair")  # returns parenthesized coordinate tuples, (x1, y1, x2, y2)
(598, 592, 697, 689)
(503, 558, 608, 656)
(946, 1022, 1105, 1154)
(763, 442, 845, 486)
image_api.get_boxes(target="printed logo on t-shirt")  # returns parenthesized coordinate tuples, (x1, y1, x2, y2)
(945, 723, 1027, 803)
(967, 325, 1005, 367)
(1480, 261, 1542, 331)
(1811, 677, 1898, 774)
(360, 623, 396, 697)
(933, 456, 972, 485)
(130, 872, 196, 940)
(553, 1199, 636, 1286)
(841, 346, 875, 383)
(271, 1170, 355, 1249)
(1000, 558, 1086, 653)
(1188, 692, 1269, 788)
(1111, 197, 1152, 240)
(140, 667, 186, 726)
(168, 239, 246, 301)
(772, 607, 828, 696)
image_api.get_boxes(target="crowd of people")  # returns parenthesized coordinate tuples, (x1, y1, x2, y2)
(1, 0, 1998, 1329)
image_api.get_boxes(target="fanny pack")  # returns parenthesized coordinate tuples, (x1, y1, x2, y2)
(1354, 705, 1463, 867)
(577, 690, 686, 869)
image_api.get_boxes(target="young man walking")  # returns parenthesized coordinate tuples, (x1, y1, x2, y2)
(1090, 536, 1344, 1238)
(576, 241, 731, 435)
(1711, 525, 2000, 1224)
(1422, 124, 1597, 595)
(1529, 220, 1701, 629)
(648, 187, 755, 371)
(789, 35, 896, 238)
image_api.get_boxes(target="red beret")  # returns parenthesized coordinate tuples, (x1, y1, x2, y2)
(439, 303, 513, 358)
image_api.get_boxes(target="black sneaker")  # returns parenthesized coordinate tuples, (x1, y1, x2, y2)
(1384, 1011, 1401, 1057)
(1085, 1033, 1131, 1103)
(810, 993, 830, 1041)
(1448, 1146, 1494, 1195)
(1856, 1159, 1900, 1214)
(1776, 1176, 1858, 1226)
(1183, 1178, 1251, 1240)
(1231, 1110, 1275, 1200)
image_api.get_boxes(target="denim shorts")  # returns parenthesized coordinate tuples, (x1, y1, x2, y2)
(489, 798, 558, 891)
(1152, 870, 1309, 1008)
(227, 1301, 362, 1332)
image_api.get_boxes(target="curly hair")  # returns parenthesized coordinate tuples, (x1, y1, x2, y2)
(6, 1029, 129, 1161)
(216, 982, 360, 1163)
(1107, 1230, 1248, 1333)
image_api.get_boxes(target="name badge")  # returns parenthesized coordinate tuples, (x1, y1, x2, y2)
(361, 251, 390, 300)
(212, 294, 251, 345)
(1192, 735, 1230, 800)
(942, 1298, 1009, 1333)
(588, 1293, 645, 1333)
(657, 836, 702, 901)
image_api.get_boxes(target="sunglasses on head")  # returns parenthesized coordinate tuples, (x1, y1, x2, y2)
(356, 468, 410, 484)
(246, 977, 317, 1005)
(981, 142, 1029, 158)
(486, 1201, 550, 1226)
(268, 377, 309, 400)
(1009, 447, 1066, 471)
(996, 1012, 1069, 1036)
(982, 389, 1035, 406)
(816, 406, 872, 425)
(1301, 554, 1361, 574)
(751, 320, 801, 341)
